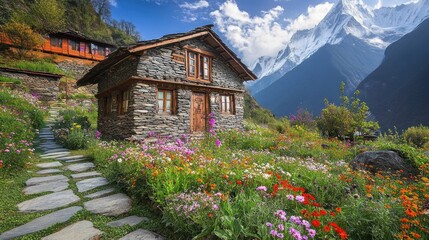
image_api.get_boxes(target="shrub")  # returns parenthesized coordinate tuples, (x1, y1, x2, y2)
(0, 22, 44, 59)
(317, 104, 354, 139)
(403, 125, 429, 148)
(52, 109, 92, 149)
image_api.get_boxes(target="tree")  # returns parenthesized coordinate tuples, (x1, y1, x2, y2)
(13, 0, 66, 34)
(1, 22, 44, 58)
(90, 0, 111, 22)
(317, 82, 379, 139)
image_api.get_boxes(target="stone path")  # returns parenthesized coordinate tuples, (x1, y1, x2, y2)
(0, 107, 162, 240)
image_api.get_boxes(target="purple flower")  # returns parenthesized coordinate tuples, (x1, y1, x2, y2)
(295, 195, 305, 203)
(289, 216, 302, 225)
(307, 229, 316, 238)
(286, 194, 295, 200)
(266, 222, 273, 228)
(278, 224, 285, 231)
(302, 220, 310, 229)
(256, 186, 268, 191)
(212, 204, 219, 210)
(277, 233, 284, 239)
(215, 139, 222, 148)
(270, 230, 278, 237)
(209, 118, 216, 127)
(289, 227, 302, 240)
(176, 138, 183, 147)
(275, 210, 286, 217)
(95, 130, 101, 139)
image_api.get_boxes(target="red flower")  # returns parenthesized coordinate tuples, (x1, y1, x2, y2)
(236, 180, 242, 185)
(330, 212, 336, 217)
(272, 184, 279, 196)
(320, 209, 327, 216)
(311, 219, 321, 228)
(323, 225, 331, 232)
(301, 209, 308, 215)
(312, 211, 320, 217)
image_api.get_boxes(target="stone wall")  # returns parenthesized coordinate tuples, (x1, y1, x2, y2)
(0, 70, 60, 101)
(209, 92, 245, 131)
(98, 56, 139, 93)
(136, 39, 244, 90)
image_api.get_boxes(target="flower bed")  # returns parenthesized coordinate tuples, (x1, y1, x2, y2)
(90, 121, 429, 239)
(0, 89, 44, 172)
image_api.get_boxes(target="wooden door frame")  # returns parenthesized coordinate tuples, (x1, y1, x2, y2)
(190, 91, 210, 132)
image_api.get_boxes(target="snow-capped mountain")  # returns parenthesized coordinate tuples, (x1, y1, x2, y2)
(248, 0, 429, 94)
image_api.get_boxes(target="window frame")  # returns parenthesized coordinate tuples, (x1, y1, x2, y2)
(69, 39, 80, 51)
(50, 37, 62, 48)
(120, 90, 130, 114)
(219, 94, 235, 115)
(157, 89, 176, 115)
(186, 50, 212, 82)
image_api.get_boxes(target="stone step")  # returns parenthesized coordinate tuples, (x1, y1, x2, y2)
(17, 190, 80, 212)
(84, 193, 131, 216)
(36, 162, 63, 169)
(66, 162, 95, 172)
(76, 177, 109, 192)
(41, 220, 103, 240)
(107, 216, 147, 227)
(85, 188, 115, 199)
(36, 169, 63, 175)
(56, 155, 86, 161)
(26, 175, 68, 186)
(0, 206, 82, 240)
(23, 181, 69, 195)
(119, 229, 164, 240)
(41, 153, 70, 159)
(71, 171, 102, 179)
(66, 158, 87, 163)
(42, 149, 70, 154)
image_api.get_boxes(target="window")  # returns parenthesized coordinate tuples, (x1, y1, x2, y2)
(187, 51, 211, 81)
(157, 89, 174, 114)
(104, 96, 112, 116)
(50, 37, 62, 48)
(97, 46, 106, 56)
(69, 39, 80, 51)
(117, 90, 130, 115)
(220, 95, 234, 114)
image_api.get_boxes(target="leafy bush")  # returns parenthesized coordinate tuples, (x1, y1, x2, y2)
(0, 89, 44, 172)
(403, 125, 429, 148)
(52, 109, 92, 149)
(0, 22, 44, 58)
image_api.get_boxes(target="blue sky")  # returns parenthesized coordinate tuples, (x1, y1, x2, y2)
(111, 0, 417, 65)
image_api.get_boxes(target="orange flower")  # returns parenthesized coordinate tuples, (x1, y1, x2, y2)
(311, 219, 321, 228)
(411, 232, 421, 239)
(405, 209, 418, 218)
(335, 207, 342, 213)
(208, 212, 213, 218)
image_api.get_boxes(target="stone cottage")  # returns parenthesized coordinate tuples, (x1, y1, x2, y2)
(77, 25, 257, 140)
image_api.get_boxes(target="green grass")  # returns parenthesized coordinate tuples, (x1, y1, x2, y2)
(1, 60, 66, 75)
(0, 76, 22, 84)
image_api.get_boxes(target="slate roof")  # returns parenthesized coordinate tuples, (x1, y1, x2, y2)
(77, 25, 256, 86)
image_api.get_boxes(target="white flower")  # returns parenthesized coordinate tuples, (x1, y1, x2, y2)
(117, 158, 123, 163)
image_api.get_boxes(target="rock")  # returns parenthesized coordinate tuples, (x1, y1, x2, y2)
(0, 206, 82, 240)
(76, 177, 109, 192)
(84, 193, 131, 216)
(26, 175, 68, 186)
(350, 151, 419, 178)
(71, 171, 102, 179)
(18, 190, 80, 212)
(41, 152, 70, 159)
(56, 155, 86, 161)
(36, 162, 63, 169)
(36, 169, 63, 174)
(85, 188, 115, 199)
(119, 229, 164, 240)
(42, 149, 70, 154)
(41, 220, 103, 240)
(66, 158, 87, 163)
(23, 181, 69, 195)
(66, 162, 95, 172)
(107, 216, 148, 227)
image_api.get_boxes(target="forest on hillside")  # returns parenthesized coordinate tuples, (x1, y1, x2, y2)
(0, 0, 140, 46)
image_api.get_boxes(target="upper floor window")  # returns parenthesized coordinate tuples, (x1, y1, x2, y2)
(69, 39, 79, 51)
(220, 95, 234, 114)
(186, 51, 212, 81)
(50, 37, 62, 48)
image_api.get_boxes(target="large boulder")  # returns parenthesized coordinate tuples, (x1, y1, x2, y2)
(350, 151, 419, 178)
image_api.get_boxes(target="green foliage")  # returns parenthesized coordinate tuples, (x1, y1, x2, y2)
(370, 139, 429, 167)
(0, 76, 21, 84)
(13, 0, 66, 34)
(52, 109, 92, 149)
(403, 125, 429, 148)
(318, 82, 379, 139)
(0, 22, 44, 59)
(0, 89, 44, 171)
(57, 92, 95, 100)
(2, 59, 66, 75)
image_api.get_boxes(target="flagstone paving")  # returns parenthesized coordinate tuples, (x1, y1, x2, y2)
(1, 108, 162, 239)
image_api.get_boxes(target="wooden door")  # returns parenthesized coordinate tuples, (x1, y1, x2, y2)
(191, 92, 207, 132)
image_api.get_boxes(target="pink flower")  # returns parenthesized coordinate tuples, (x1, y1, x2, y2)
(212, 204, 219, 210)
(295, 195, 305, 203)
(256, 186, 267, 191)
(215, 139, 222, 148)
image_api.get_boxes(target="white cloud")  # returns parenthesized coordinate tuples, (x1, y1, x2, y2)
(210, 0, 333, 65)
(369, 0, 419, 9)
(109, 0, 117, 7)
(179, 0, 209, 10)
